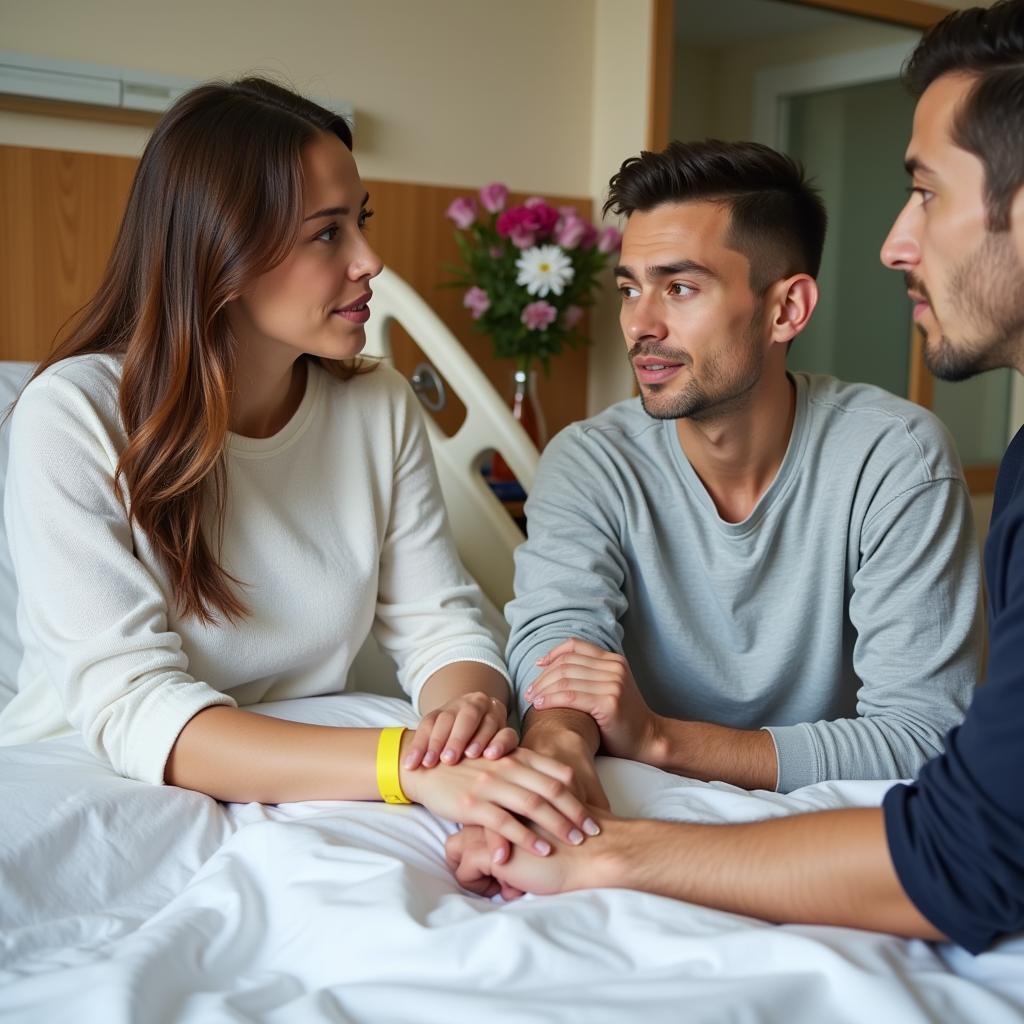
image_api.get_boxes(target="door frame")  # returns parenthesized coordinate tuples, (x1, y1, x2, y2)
(750, 39, 917, 147)
(645, 0, 953, 150)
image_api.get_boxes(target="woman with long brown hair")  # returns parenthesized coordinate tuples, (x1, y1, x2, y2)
(0, 78, 599, 858)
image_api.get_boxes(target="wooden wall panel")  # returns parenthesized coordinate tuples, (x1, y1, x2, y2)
(0, 144, 591, 441)
(0, 146, 137, 362)
(907, 325, 934, 409)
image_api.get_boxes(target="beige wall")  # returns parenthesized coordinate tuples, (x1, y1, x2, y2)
(0, 0, 657, 414)
(587, 0, 654, 414)
(0, 0, 600, 196)
(6, 2, 983, 418)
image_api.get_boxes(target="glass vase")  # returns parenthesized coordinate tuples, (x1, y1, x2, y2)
(490, 367, 547, 484)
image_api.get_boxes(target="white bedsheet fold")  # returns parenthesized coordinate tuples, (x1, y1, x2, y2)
(2, 694, 1022, 1023)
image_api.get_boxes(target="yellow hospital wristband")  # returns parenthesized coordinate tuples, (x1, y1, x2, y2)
(376, 727, 411, 804)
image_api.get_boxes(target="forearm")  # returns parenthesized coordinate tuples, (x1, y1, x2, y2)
(647, 717, 778, 790)
(522, 707, 600, 758)
(520, 707, 609, 807)
(166, 705, 386, 802)
(417, 662, 510, 714)
(588, 808, 944, 941)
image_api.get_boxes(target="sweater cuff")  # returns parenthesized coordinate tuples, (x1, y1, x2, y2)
(408, 649, 511, 714)
(510, 637, 569, 720)
(763, 722, 819, 793)
(123, 682, 237, 786)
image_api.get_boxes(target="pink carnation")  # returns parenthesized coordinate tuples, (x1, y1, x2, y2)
(554, 214, 588, 249)
(445, 196, 477, 230)
(509, 225, 537, 249)
(496, 207, 535, 248)
(496, 202, 560, 248)
(479, 182, 509, 214)
(521, 300, 558, 332)
(597, 226, 623, 254)
(563, 304, 584, 330)
(463, 286, 491, 320)
(529, 202, 560, 237)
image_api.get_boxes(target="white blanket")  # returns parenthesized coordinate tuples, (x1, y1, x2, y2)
(2, 693, 1022, 1024)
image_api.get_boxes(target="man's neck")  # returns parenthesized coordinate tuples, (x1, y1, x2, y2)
(675, 371, 797, 524)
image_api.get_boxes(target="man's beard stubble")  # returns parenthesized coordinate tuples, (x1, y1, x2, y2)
(914, 231, 1024, 382)
(630, 308, 766, 423)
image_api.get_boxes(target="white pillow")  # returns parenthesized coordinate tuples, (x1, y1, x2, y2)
(0, 362, 34, 707)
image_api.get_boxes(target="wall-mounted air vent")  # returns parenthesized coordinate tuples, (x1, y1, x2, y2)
(0, 51, 354, 124)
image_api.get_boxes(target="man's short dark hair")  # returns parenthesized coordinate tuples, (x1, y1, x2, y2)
(903, 0, 1024, 231)
(604, 139, 827, 295)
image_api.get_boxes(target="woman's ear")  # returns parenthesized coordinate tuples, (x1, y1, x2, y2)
(770, 274, 818, 345)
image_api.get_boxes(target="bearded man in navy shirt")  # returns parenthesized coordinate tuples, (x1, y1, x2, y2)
(448, 0, 1024, 954)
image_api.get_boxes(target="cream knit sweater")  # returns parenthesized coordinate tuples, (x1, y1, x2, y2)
(0, 355, 507, 783)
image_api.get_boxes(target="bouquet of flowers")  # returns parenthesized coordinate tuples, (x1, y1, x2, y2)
(445, 183, 621, 373)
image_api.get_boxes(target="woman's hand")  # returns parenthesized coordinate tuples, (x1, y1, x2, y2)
(401, 744, 600, 857)
(454, 727, 612, 879)
(404, 691, 518, 769)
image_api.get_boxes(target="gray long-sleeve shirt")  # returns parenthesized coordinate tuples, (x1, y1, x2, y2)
(506, 373, 982, 792)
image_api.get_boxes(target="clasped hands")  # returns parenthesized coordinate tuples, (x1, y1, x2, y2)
(399, 686, 601, 863)
(526, 637, 663, 762)
(444, 638, 661, 899)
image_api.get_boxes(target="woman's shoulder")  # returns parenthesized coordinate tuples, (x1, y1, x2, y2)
(12, 353, 124, 441)
(19, 353, 123, 409)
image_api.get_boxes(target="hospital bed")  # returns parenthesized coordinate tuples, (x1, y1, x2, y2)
(0, 271, 1021, 1024)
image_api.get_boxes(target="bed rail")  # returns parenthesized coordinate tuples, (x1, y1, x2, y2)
(363, 268, 539, 609)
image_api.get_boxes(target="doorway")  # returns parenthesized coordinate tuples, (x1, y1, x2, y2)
(661, 0, 1019, 494)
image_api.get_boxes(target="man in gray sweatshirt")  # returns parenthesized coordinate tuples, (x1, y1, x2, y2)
(497, 138, 981, 820)
(448, 1, 1024, 951)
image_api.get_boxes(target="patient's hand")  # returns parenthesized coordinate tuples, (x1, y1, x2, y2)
(401, 746, 597, 858)
(525, 639, 664, 764)
(405, 691, 518, 769)
(460, 713, 610, 876)
(448, 813, 614, 899)
(445, 826, 526, 900)
(443, 725, 609, 896)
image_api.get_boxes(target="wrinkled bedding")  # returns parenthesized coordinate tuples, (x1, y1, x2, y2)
(2, 693, 1022, 1024)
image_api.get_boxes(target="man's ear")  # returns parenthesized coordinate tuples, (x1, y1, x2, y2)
(769, 274, 818, 345)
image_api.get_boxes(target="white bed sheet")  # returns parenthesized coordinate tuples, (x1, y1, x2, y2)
(2, 693, 1022, 1024)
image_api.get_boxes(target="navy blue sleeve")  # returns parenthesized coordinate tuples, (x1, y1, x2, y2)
(883, 428, 1024, 955)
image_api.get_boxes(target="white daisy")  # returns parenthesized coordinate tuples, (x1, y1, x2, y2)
(515, 244, 575, 297)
